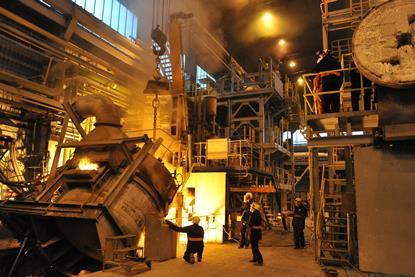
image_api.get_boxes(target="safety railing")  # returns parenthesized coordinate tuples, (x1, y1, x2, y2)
(331, 38, 352, 61)
(193, 139, 253, 169)
(275, 167, 293, 190)
(125, 128, 187, 168)
(320, 0, 371, 31)
(301, 66, 376, 119)
(216, 57, 283, 96)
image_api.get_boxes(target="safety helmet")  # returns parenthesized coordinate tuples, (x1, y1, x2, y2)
(244, 192, 253, 202)
(316, 49, 330, 57)
(295, 197, 302, 202)
(192, 216, 201, 224)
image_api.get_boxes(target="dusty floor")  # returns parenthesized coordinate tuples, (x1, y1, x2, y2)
(87, 229, 332, 277)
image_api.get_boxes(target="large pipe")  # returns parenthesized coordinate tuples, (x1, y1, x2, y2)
(308, 135, 373, 148)
(71, 94, 126, 143)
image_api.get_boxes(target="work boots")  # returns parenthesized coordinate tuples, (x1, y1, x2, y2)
(189, 253, 195, 264)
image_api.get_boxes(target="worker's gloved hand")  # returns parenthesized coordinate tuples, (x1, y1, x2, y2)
(164, 220, 174, 226)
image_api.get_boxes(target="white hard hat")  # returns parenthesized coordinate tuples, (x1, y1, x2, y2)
(295, 197, 302, 202)
(244, 192, 253, 202)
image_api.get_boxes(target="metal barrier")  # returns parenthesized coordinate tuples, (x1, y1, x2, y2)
(194, 139, 253, 169)
(301, 66, 375, 119)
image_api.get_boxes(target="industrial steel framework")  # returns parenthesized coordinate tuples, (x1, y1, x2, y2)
(0, 0, 156, 199)
(185, 56, 299, 233)
(320, 0, 387, 60)
(301, 0, 388, 267)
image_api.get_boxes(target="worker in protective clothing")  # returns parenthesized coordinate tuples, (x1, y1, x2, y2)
(239, 192, 254, 248)
(314, 49, 343, 113)
(248, 202, 263, 265)
(165, 216, 204, 264)
(292, 197, 308, 249)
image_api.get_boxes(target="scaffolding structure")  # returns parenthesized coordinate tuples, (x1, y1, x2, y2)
(320, 0, 388, 60)
(301, 0, 390, 267)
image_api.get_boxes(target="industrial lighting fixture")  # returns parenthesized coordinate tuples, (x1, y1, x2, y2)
(297, 77, 304, 85)
(262, 11, 273, 24)
(288, 61, 297, 68)
(278, 39, 286, 47)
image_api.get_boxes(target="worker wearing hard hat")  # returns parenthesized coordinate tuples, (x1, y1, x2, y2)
(313, 49, 343, 114)
(248, 202, 263, 265)
(165, 216, 204, 264)
(239, 192, 254, 248)
(292, 197, 308, 249)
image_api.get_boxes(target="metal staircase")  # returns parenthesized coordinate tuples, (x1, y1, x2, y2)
(318, 157, 353, 266)
(262, 195, 278, 228)
(284, 76, 302, 128)
(160, 47, 172, 81)
(152, 42, 172, 81)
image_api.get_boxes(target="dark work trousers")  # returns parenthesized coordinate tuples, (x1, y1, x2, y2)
(184, 241, 204, 261)
(293, 219, 305, 248)
(322, 76, 342, 113)
(240, 223, 249, 247)
(282, 216, 288, 231)
(250, 230, 263, 263)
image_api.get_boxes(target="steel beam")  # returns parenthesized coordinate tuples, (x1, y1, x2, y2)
(308, 135, 373, 148)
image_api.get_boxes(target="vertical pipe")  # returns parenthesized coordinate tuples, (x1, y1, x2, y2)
(309, 147, 320, 260)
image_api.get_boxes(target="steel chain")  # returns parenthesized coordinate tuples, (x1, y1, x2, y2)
(152, 93, 160, 139)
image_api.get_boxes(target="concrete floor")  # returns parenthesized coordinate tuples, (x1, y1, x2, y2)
(142, 243, 323, 277)
(86, 230, 329, 277)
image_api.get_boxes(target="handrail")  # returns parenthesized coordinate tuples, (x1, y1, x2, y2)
(302, 66, 376, 117)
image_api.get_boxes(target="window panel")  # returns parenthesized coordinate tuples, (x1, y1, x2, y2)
(132, 15, 138, 38)
(110, 0, 120, 31)
(73, 0, 138, 40)
(85, 0, 95, 14)
(102, 0, 112, 25)
(196, 65, 215, 88)
(94, 0, 104, 20)
(293, 130, 307, 145)
(75, 0, 86, 8)
(118, 4, 127, 35)
(126, 10, 134, 39)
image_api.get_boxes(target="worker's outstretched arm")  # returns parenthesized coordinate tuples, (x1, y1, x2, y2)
(165, 220, 190, 233)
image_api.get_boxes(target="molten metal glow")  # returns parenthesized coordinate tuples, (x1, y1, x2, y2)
(78, 158, 98, 171)
(185, 172, 226, 243)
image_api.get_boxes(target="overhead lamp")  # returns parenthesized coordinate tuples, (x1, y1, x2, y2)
(288, 61, 297, 68)
(262, 11, 273, 25)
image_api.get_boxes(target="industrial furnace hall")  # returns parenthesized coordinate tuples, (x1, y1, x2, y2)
(0, 0, 414, 276)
